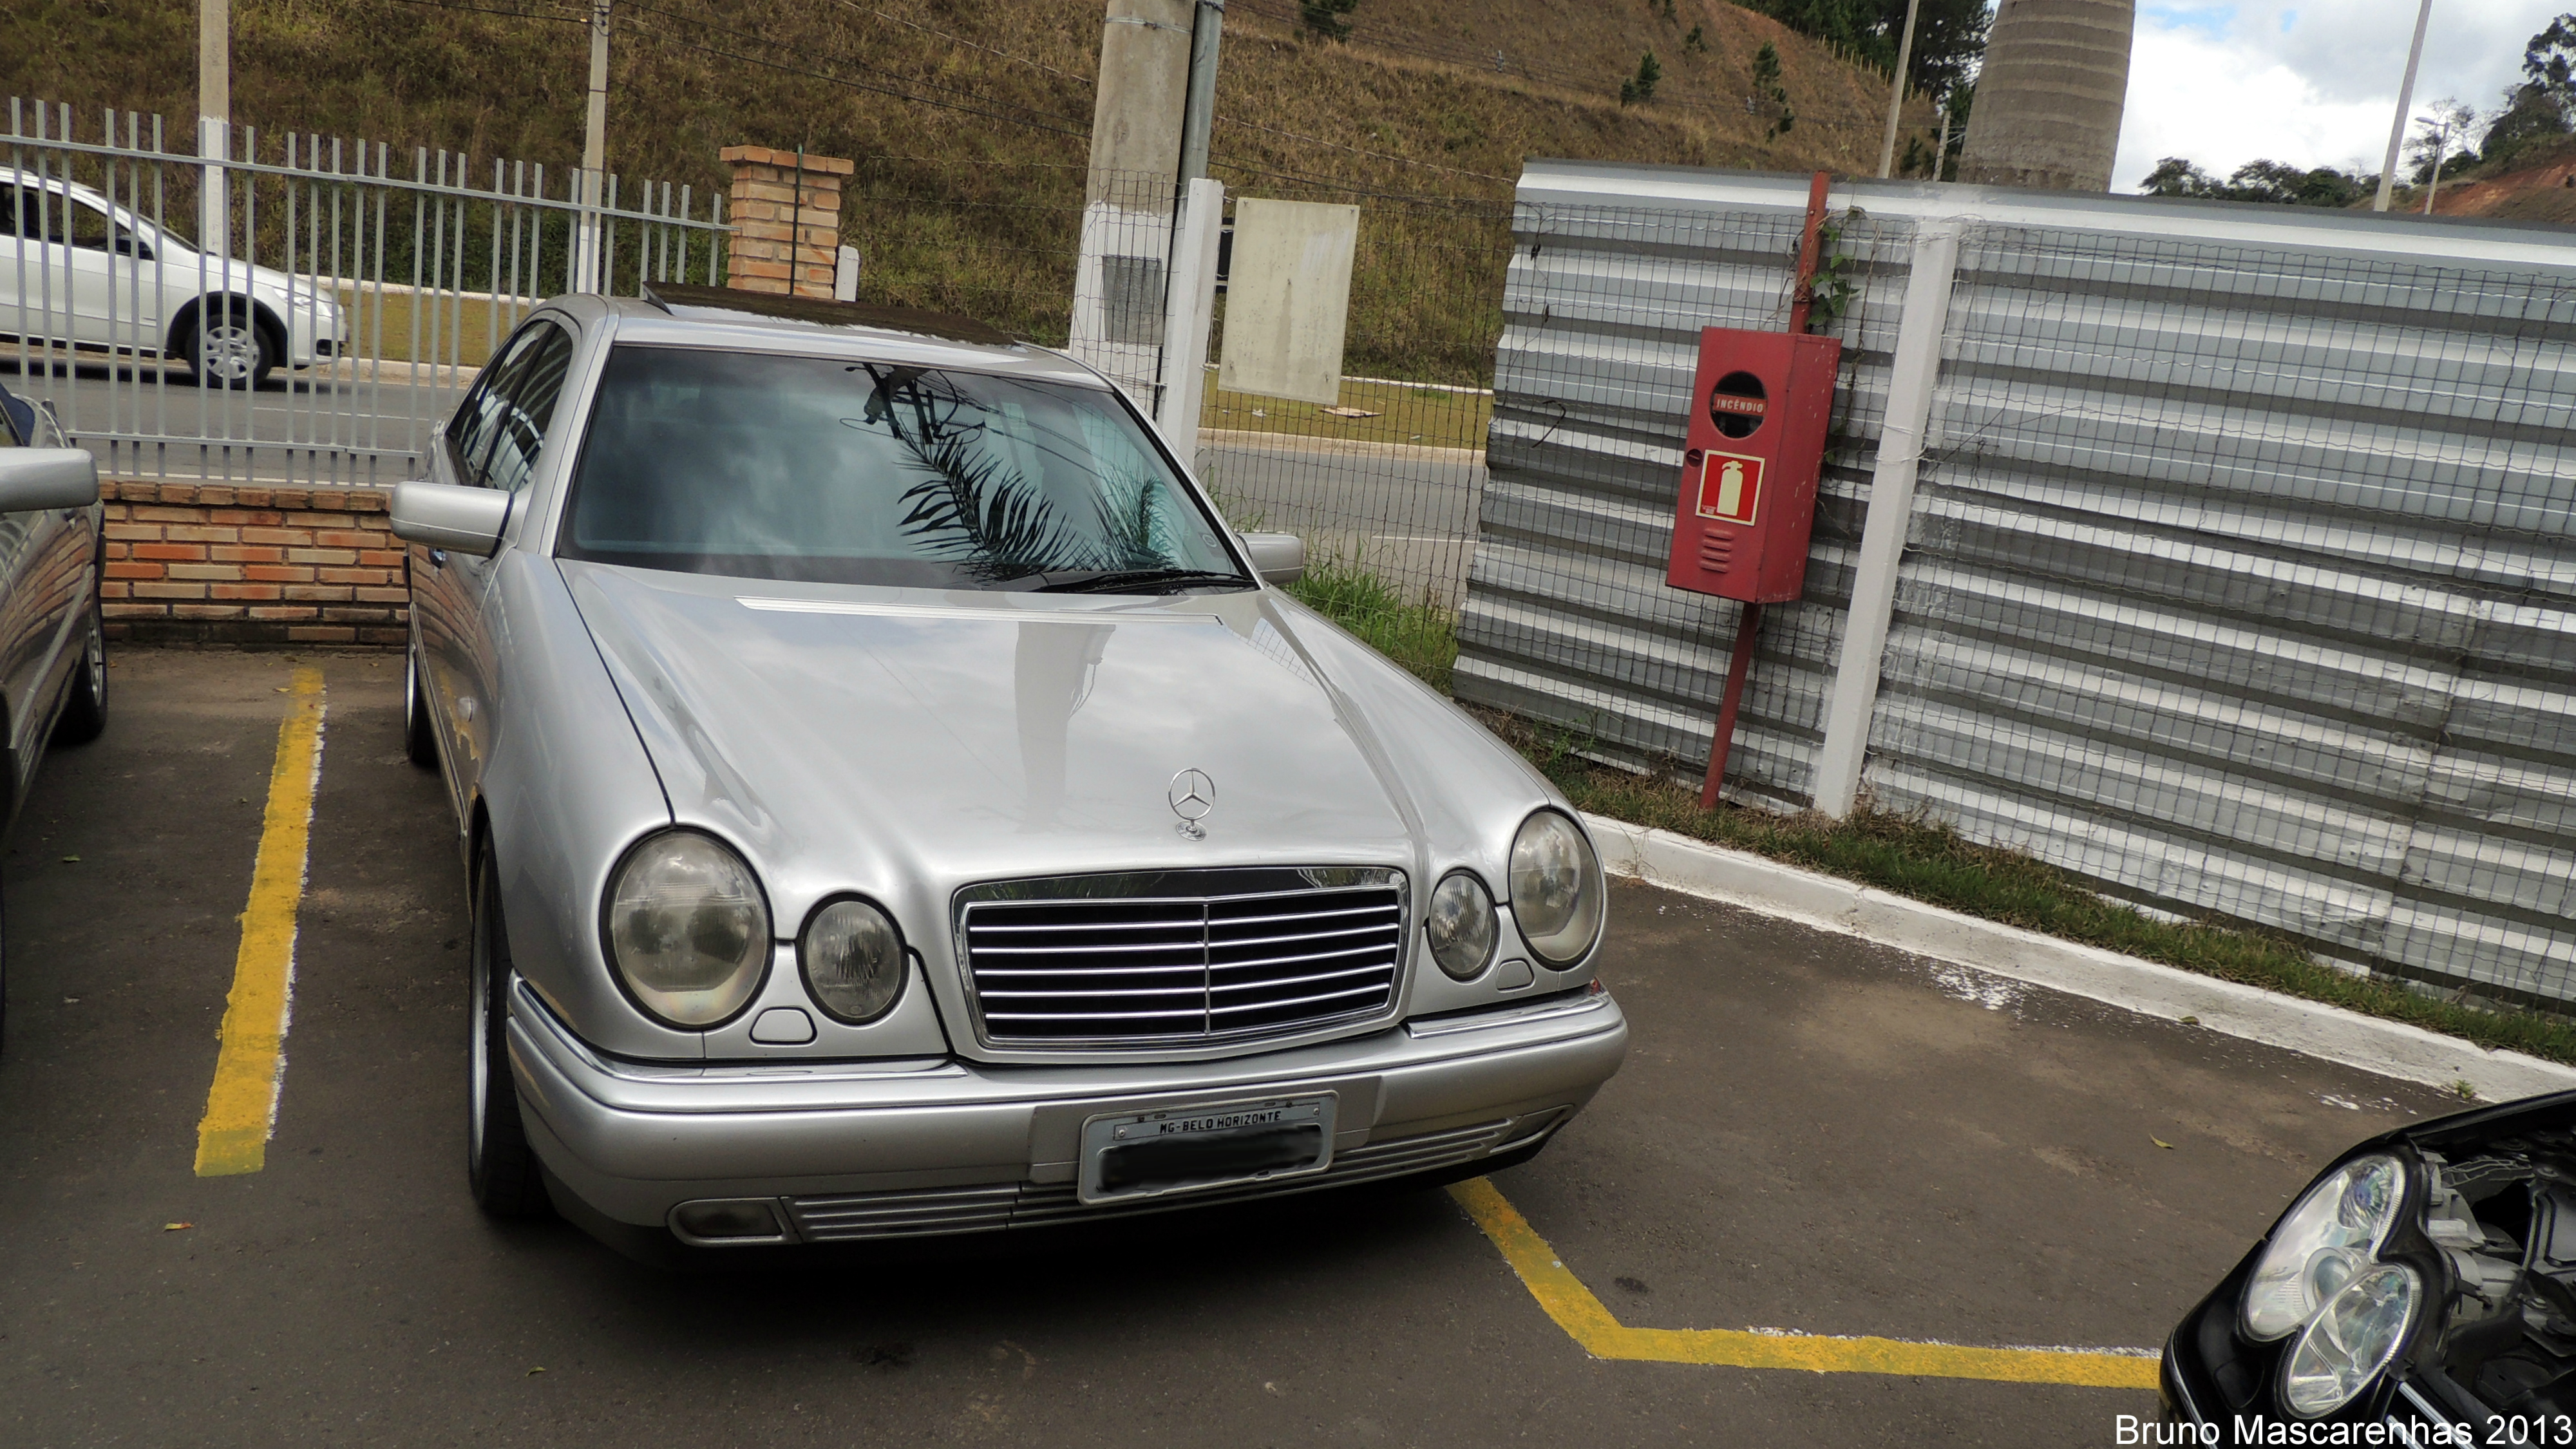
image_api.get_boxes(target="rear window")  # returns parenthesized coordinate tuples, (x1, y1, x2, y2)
(558, 345, 1244, 591)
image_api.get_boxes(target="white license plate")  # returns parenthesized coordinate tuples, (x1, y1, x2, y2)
(1077, 1094, 1336, 1206)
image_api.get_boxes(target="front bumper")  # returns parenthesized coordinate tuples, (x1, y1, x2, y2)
(507, 978, 1628, 1238)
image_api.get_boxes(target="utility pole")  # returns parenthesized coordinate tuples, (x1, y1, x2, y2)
(2422, 115, 2451, 214)
(1177, 0, 1224, 184)
(1876, 0, 1924, 179)
(2374, 0, 2433, 212)
(199, 0, 229, 249)
(576, 0, 611, 292)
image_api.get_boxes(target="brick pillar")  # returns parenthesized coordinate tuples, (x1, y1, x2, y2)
(719, 146, 855, 298)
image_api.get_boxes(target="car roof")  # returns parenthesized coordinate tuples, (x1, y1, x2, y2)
(597, 285, 1107, 388)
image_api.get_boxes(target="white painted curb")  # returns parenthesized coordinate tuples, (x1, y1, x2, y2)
(1582, 813, 2576, 1103)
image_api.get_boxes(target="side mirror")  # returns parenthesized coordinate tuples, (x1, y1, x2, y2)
(1240, 532, 1305, 586)
(0, 448, 99, 512)
(390, 480, 510, 556)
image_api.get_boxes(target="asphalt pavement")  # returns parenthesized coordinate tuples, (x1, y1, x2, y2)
(0, 649, 2463, 1447)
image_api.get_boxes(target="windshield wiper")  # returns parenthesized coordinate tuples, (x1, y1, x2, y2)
(1031, 567, 1253, 595)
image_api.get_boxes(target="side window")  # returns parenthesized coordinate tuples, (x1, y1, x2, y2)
(480, 325, 578, 496)
(0, 187, 23, 240)
(68, 202, 113, 251)
(444, 323, 548, 485)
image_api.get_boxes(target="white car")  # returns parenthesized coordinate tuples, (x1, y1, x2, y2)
(1, 167, 346, 388)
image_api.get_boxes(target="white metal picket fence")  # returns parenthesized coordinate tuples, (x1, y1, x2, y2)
(3, 99, 727, 484)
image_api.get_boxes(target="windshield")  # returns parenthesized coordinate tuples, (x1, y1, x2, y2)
(559, 345, 1249, 591)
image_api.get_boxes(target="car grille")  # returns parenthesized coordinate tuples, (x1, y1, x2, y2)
(785, 1117, 1524, 1243)
(958, 868, 1406, 1047)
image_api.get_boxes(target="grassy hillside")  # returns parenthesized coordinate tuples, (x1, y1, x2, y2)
(2413, 136, 2576, 227)
(6, 0, 1937, 377)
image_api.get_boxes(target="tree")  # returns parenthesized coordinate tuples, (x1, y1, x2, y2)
(1299, 0, 1358, 42)
(2139, 156, 2371, 207)
(2528, 13, 2576, 101)
(2481, 84, 2575, 171)
(1620, 51, 1663, 106)
(1683, 24, 1707, 53)
(1743, 0, 1989, 96)
(2405, 98, 2481, 184)
(1751, 42, 1794, 137)
(1956, 0, 2136, 191)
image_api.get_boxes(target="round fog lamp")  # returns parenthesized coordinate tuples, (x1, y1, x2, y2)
(1509, 811, 1602, 966)
(800, 897, 907, 1024)
(2239, 1154, 2405, 1341)
(1425, 872, 1498, 981)
(2282, 1262, 2420, 1417)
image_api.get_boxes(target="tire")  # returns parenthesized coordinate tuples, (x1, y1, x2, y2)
(183, 302, 276, 390)
(52, 589, 107, 746)
(468, 848, 549, 1219)
(403, 648, 439, 770)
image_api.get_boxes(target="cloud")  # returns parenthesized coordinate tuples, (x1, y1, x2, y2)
(2112, 0, 2564, 191)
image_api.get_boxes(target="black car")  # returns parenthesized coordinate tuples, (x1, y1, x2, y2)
(2163, 1090, 2576, 1444)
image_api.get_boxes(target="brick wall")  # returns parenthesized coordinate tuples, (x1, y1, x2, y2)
(102, 480, 408, 647)
(721, 144, 853, 299)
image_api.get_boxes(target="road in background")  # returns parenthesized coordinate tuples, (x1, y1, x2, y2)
(0, 651, 2461, 1447)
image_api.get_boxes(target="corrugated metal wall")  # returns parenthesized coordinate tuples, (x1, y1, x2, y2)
(1461, 162, 2576, 1004)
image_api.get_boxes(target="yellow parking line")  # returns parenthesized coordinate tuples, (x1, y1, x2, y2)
(1447, 1177, 2159, 1389)
(193, 666, 327, 1177)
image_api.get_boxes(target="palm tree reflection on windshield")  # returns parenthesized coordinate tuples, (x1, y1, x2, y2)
(859, 363, 1170, 584)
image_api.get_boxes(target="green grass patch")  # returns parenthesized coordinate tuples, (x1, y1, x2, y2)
(1475, 712, 2576, 1071)
(1288, 554, 1460, 694)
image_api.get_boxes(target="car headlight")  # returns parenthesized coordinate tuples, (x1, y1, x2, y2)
(2240, 1153, 2406, 1341)
(1425, 872, 1497, 981)
(800, 896, 907, 1023)
(2282, 1263, 2420, 1417)
(604, 829, 770, 1028)
(1509, 811, 1602, 966)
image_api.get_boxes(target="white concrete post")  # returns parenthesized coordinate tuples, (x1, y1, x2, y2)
(198, 0, 229, 249)
(574, 0, 611, 292)
(1810, 220, 1962, 819)
(1154, 177, 1224, 468)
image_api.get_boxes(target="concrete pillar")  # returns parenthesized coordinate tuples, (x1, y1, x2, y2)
(719, 146, 854, 298)
(1085, 0, 1194, 202)
(1810, 222, 1962, 819)
(1955, 0, 2135, 192)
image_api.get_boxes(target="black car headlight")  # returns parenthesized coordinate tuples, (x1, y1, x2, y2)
(2281, 1262, 2421, 1418)
(1508, 811, 1602, 966)
(2239, 1153, 2407, 1342)
(604, 829, 771, 1028)
(799, 896, 907, 1024)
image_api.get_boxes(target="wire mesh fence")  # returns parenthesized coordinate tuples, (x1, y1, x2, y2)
(1886, 225, 2576, 1005)
(3, 95, 724, 484)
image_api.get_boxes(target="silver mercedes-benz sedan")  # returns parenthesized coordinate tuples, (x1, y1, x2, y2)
(390, 284, 1627, 1253)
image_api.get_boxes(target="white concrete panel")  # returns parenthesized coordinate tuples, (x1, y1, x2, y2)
(1218, 198, 1359, 407)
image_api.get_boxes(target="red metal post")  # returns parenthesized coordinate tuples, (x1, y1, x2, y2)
(1699, 601, 1763, 808)
(1698, 171, 1831, 808)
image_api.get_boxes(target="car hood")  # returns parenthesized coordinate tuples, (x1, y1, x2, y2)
(559, 562, 1422, 922)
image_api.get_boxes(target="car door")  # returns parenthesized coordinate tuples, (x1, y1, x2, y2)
(57, 194, 119, 347)
(0, 384, 64, 800)
(417, 317, 576, 812)
(0, 182, 75, 349)
(414, 322, 542, 811)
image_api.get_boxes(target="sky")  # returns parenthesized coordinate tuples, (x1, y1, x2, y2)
(2110, 1, 2566, 192)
